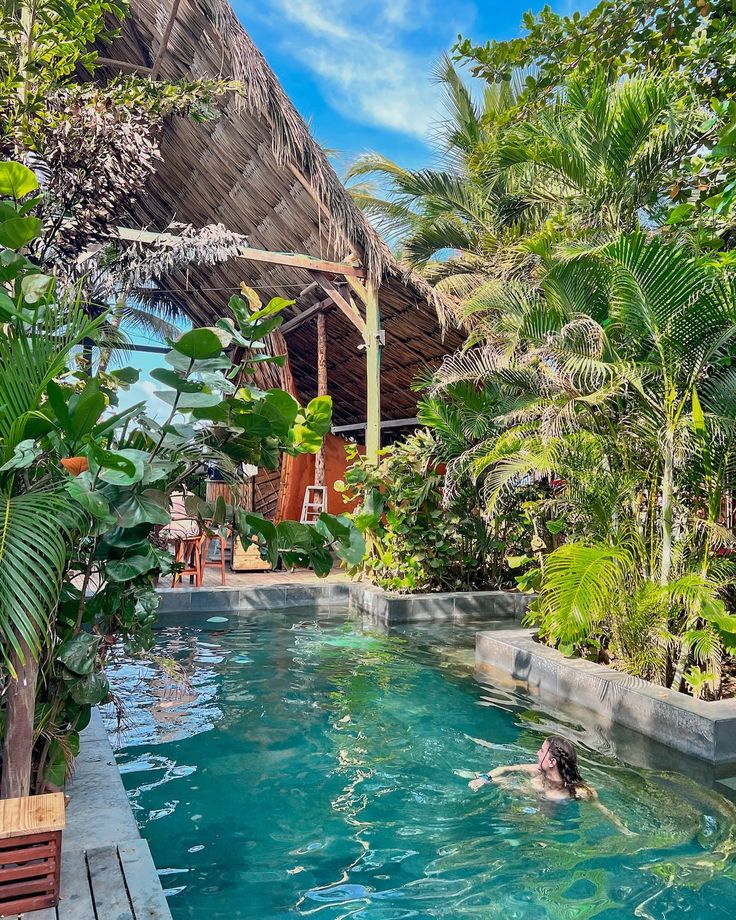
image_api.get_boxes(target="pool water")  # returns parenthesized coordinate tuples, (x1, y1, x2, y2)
(105, 607, 736, 919)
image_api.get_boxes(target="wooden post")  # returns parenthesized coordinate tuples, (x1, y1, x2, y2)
(315, 310, 328, 487)
(363, 281, 382, 463)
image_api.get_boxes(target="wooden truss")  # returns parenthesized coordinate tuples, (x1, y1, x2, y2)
(112, 226, 384, 462)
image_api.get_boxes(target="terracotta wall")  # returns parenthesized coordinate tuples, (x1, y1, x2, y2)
(275, 434, 362, 521)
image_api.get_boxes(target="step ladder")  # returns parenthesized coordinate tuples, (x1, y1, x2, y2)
(300, 485, 326, 525)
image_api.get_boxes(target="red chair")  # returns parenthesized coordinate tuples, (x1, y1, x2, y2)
(172, 533, 205, 588)
(200, 527, 230, 586)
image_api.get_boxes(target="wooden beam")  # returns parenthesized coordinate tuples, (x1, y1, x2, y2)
(315, 311, 328, 488)
(96, 57, 152, 74)
(114, 227, 367, 279)
(126, 344, 170, 354)
(151, 0, 182, 80)
(316, 274, 367, 337)
(280, 299, 331, 335)
(332, 417, 419, 434)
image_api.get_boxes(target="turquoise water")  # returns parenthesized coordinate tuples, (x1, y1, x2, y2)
(105, 607, 736, 919)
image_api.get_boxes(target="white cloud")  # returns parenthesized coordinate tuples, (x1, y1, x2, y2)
(116, 378, 168, 422)
(257, 0, 466, 141)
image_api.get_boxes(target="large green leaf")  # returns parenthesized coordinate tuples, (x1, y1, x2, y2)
(57, 633, 101, 676)
(172, 327, 230, 360)
(69, 385, 106, 440)
(114, 493, 171, 528)
(106, 553, 158, 582)
(0, 216, 43, 249)
(67, 476, 111, 520)
(537, 542, 631, 645)
(0, 489, 86, 666)
(316, 514, 366, 566)
(235, 511, 278, 567)
(0, 438, 41, 471)
(154, 388, 222, 409)
(259, 390, 299, 438)
(69, 670, 110, 705)
(92, 446, 144, 485)
(150, 367, 204, 392)
(0, 162, 38, 199)
(277, 520, 324, 551)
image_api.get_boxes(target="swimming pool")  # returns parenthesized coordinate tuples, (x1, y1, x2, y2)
(105, 607, 736, 919)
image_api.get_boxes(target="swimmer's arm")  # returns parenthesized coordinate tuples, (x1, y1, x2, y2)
(582, 786, 636, 836)
(468, 764, 536, 791)
(489, 764, 538, 779)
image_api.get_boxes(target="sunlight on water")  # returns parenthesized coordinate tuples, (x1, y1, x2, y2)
(104, 608, 736, 919)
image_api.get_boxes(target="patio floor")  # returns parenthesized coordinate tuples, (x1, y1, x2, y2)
(172, 565, 350, 591)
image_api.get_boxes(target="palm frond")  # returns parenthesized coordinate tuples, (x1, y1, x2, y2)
(537, 542, 633, 645)
(0, 489, 87, 667)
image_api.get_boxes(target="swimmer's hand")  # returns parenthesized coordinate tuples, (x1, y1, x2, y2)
(468, 776, 489, 792)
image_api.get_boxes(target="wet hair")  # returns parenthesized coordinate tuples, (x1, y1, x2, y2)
(544, 736, 585, 796)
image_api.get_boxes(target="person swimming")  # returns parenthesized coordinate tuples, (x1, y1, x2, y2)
(469, 735, 635, 836)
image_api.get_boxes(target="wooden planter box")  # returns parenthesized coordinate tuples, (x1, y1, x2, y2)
(0, 793, 65, 917)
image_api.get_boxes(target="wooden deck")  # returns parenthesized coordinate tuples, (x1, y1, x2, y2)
(23, 839, 171, 920)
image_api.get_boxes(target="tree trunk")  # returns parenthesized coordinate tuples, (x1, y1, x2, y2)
(1, 640, 39, 799)
(660, 430, 674, 586)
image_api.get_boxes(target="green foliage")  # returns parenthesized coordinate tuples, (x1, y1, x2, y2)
(349, 0, 736, 700)
(0, 159, 362, 794)
(342, 431, 525, 593)
(454, 1, 736, 108)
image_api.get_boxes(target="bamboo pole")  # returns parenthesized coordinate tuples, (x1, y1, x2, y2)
(315, 311, 328, 487)
(362, 281, 382, 463)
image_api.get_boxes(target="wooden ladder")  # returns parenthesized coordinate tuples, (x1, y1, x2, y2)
(300, 485, 326, 525)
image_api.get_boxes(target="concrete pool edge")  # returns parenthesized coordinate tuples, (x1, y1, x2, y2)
(156, 581, 533, 623)
(476, 627, 736, 768)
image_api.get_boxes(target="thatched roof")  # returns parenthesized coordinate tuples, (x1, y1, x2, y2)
(96, 0, 463, 426)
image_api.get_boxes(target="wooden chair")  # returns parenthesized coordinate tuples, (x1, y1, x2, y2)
(172, 533, 205, 588)
(200, 528, 230, 586)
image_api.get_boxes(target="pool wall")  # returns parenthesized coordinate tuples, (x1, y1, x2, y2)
(476, 628, 736, 770)
(157, 583, 532, 624)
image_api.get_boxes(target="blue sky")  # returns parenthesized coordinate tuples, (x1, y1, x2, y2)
(120, 0, 591, 415)
(232, 0, 590, 174)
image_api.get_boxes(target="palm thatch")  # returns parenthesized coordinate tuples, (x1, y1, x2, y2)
(95, 0, 462, 428)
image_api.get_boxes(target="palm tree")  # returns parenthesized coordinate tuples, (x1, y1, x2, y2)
(349, 69, 703, 310)
(347, 57, 537, 303)
(495, 71, 702, 234)
(431, 234, 736, 691)
(0, 292, 96, 797)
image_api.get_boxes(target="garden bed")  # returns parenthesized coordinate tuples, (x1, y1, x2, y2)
(476, 628, 736, 767)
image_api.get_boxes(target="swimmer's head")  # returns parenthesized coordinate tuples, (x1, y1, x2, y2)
(537, 735, 584, 793)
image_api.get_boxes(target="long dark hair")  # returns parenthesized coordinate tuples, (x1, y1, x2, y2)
(545, 736, 585, 796)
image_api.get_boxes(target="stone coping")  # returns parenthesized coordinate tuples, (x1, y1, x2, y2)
(476, 628, 736, 767)
(156, 580, 532, 623)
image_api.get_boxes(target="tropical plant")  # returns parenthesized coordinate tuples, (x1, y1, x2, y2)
(0, 160, 363, 798)
(0, 0, 241, 352)
(347, 56, 539, 305)
(454, 2, 736, 253)
(454, 0, 736, 111)
(340, 428, 528, 594)
(493, 71, 702, 234)
(430, 233, 736, 693)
